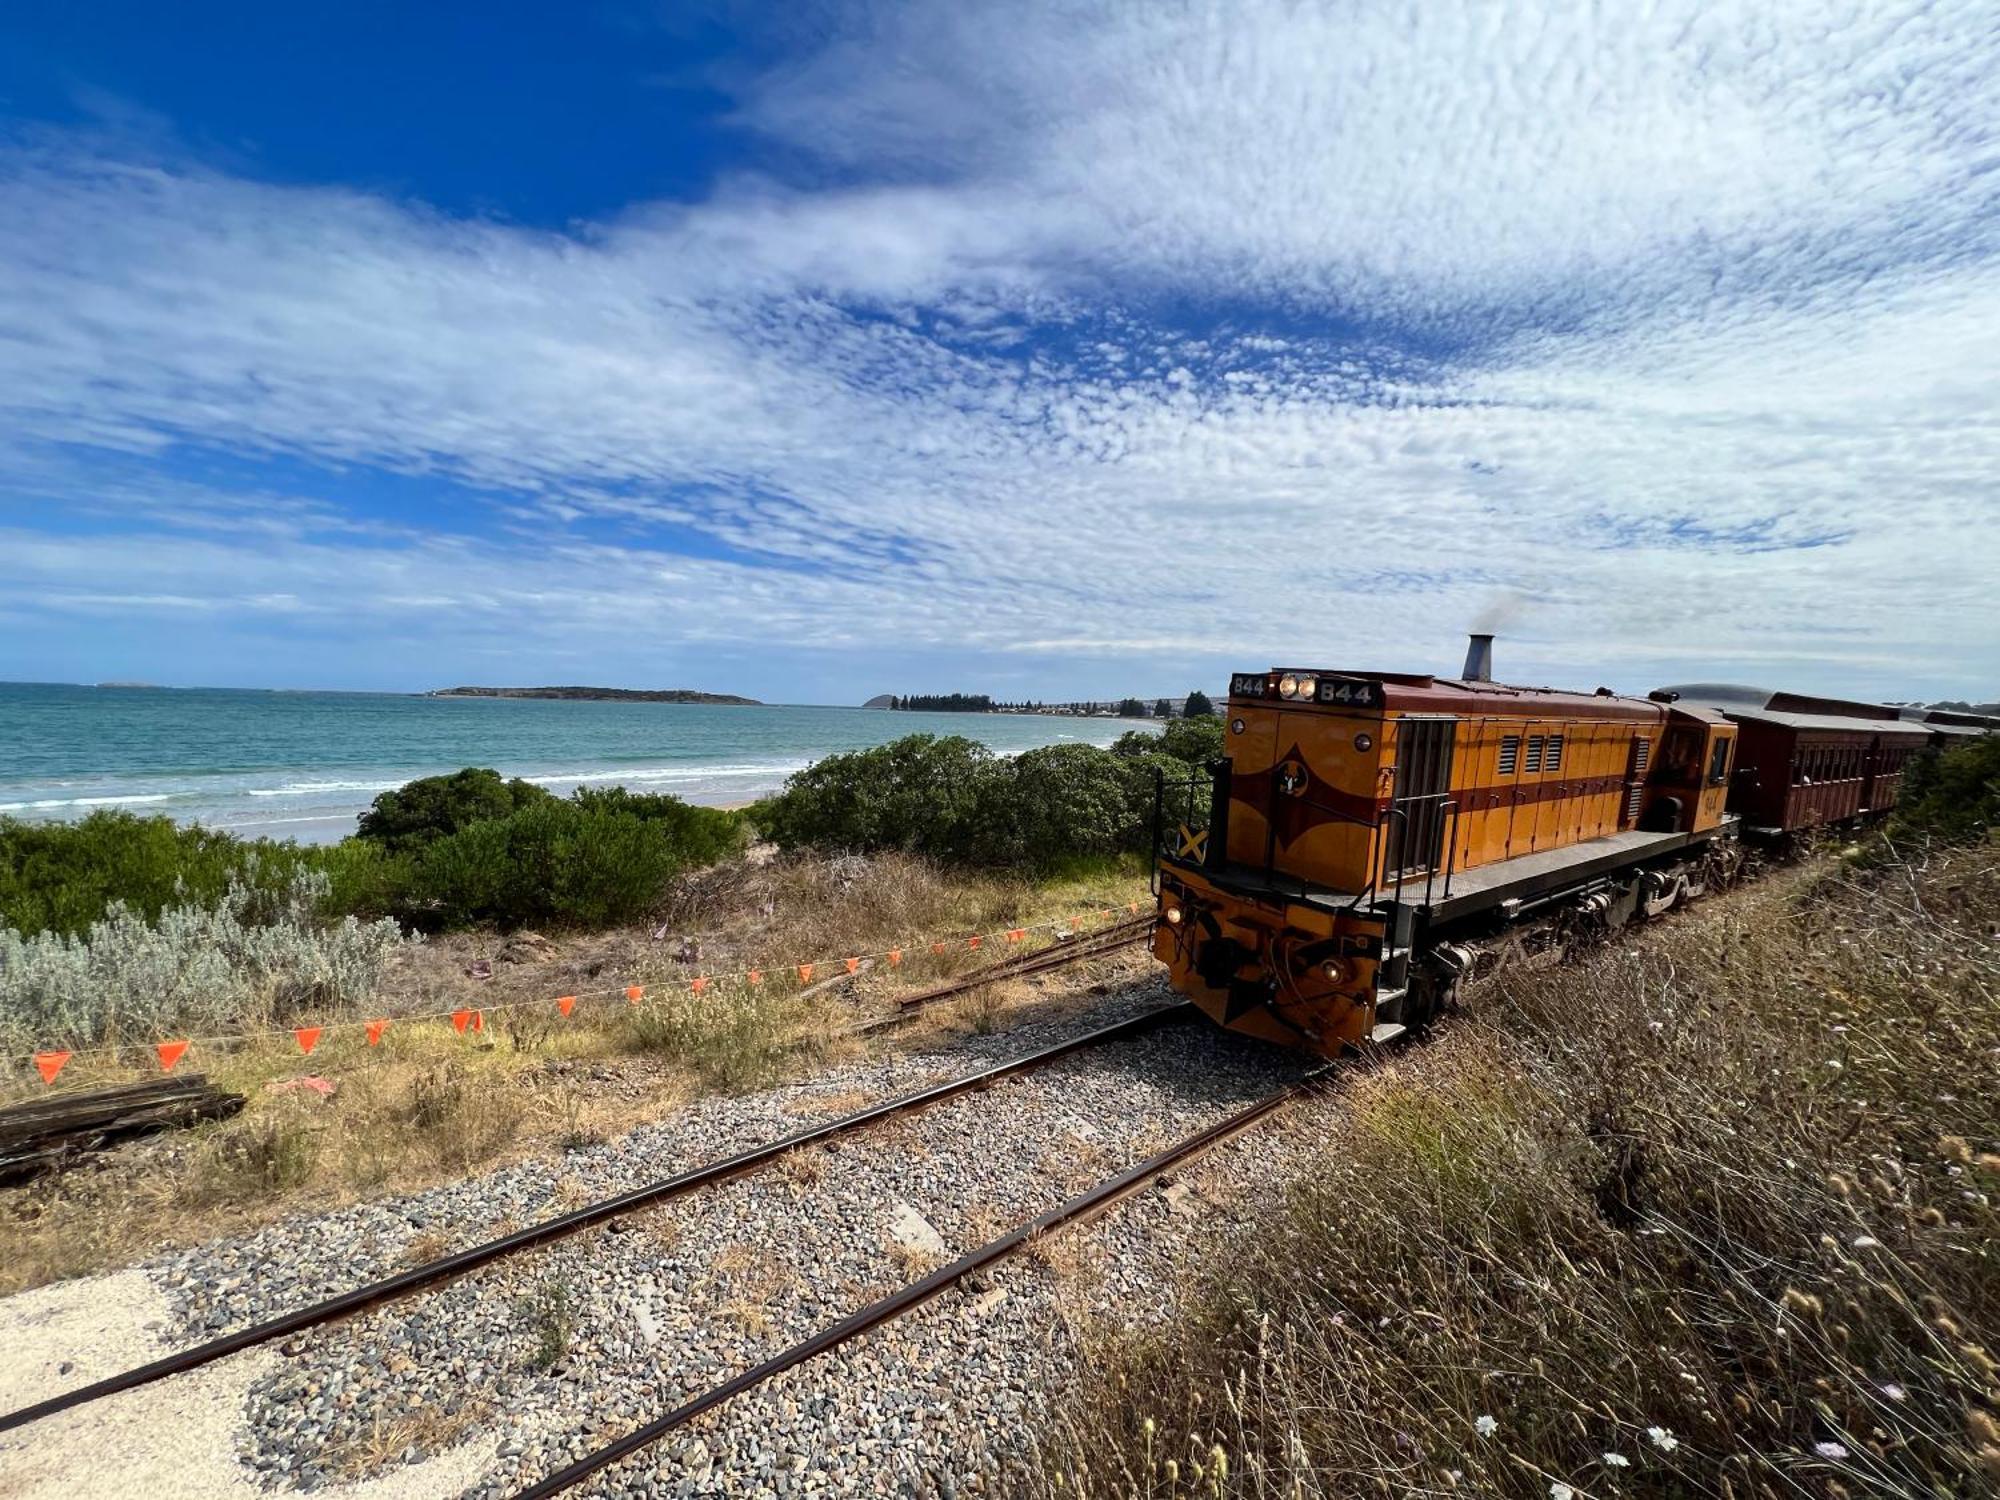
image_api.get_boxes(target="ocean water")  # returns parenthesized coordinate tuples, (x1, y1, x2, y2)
(0, 684, 1153, 845)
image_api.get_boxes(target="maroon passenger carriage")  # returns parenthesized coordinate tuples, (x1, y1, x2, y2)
(1652, 685, 1934, 838)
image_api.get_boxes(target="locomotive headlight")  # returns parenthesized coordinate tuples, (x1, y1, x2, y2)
(1294, 674, 1318, 699)
(1277, 673, 1300, 699)
(1322, 958, 1351, 984)
(1164, 904, 1184, 925)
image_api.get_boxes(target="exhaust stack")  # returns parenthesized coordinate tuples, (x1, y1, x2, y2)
(1461, 633, 1494, 682)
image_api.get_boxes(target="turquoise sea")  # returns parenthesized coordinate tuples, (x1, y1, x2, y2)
(0, 684, 1152, 844)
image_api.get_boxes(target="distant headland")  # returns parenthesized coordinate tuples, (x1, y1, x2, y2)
(428, 686, 762, 705)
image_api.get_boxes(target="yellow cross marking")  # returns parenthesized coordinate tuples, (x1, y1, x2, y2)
(1176, 823, 1208, 860)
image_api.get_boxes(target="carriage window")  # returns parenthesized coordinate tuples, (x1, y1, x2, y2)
(1545, 734, 1564, 773)
(1708, 739, 1731, 785)
(1524, 735, 1545, 773)
(1497, 736, 1519, 775)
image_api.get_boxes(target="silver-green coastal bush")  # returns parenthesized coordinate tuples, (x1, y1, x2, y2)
(0, 868, 414, 1052)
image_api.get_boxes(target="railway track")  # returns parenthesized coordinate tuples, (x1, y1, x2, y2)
(844, 913, 1153, 1035)
(512, 1063, 1326, 1499)
(0, 931, 1176, 1439)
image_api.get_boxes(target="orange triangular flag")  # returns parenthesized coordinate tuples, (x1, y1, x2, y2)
(626, 985, 644, 1005)
(1127, 901, 1139, 914)
(797, 962, 814, 984)
(930, 942, 947, 956)
(557, 995, 576, 1017)
(690, 976, 708, 996)
(451, 1008, 473, 1034)
(844, 956, 860, 974)
(156, 1039, 190, 1073)
(887, 948, 902, 966)
(294, 1026, 322, 1056)
(747, 969, 763, 986)
(1006, 928, 1025, 943)
(967, 936, 982, 951)
(365, 1019, 390, 1046)
(471, 1009, 484, 1033)
(33, 1050, 71, 1085)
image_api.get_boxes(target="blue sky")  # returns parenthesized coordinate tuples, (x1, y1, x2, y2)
(1, 1, 1995, 705)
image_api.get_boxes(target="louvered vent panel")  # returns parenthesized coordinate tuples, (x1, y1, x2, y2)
(1633, 738, 1650, 772)
(1525, 736, 1545, 773)
(1498, 736, 1520, 775)
(1546, 735, 1564, 772)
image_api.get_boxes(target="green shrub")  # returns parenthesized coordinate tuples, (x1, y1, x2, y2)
(1110, 714, 1225, 766)
(757, 735, 1003, 859)
(969, 744, 1143, 868)
(399, 790, 742, 931)
(569, 786, 747, 866)
(1888, 735, 2000, 845)
(761, 733, 1197, 871)
(0, 811, 325, 940)
(355, 767, 554, 853)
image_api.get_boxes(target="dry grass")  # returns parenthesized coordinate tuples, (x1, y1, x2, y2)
(320, 1396, 490, 1482)
(0, 848, 1147, 1294)
(1034, 843, 2000, 1499)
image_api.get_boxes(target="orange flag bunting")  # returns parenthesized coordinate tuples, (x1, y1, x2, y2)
(556, 995, 576, 1017)
(844, 956, 860, 974)
(690, 976, 708, 996)
(156, 1039, 190, 1073)
(626, 985, 644, 1005)
(967, 936, 982, 951)
(365, 1019, 390, 1046)
(887, 948, 902, 966)
(747, 969, 763, 986)
(930, 942, 947, 956)
(1127, 901, 1139, 914)
(1006, 928, 1026, 943)
(797, 962, 815, 984)
(1100, 907, 1114, 919)
(33, 1050, 71, 1085)
(471, 1009, 484, 1033)
(294, 1026, 322, 1056)
(451, 1008, 474, 1034)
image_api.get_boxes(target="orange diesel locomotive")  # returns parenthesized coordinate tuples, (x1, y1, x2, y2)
(1152, 636, 1742, 1056)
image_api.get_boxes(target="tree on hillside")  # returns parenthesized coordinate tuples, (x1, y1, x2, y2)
(1185, 689, 1216, 717)
(1153, 697, 1173, 718)
(1117, 697, 1149, 718)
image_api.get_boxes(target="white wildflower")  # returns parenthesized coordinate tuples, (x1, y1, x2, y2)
(1647, 1426, 1679, 1452)
(1815, 1441, 1850, 1460)
(1603, 1452, 1630, 1467)
(1647, 1020, 1664, 1033)
(1551, 1485, 1575, 1500)
(1474, 1414, 1498, 1438)
(1851, 1235, 1879, 1249)
(1880, 1383, 1906, 1401)
(1826, 1059, 1844, 1070)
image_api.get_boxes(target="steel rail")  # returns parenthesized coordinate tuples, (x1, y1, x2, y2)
(0, 1002, 1190, 1436)
(512, 1064, 1325, 1500)
(891, 920, 1151, 1010)
(836, 918, 1154, 1039)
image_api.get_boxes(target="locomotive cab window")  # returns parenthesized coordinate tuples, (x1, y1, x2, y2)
(1707, 738, 1731, 785)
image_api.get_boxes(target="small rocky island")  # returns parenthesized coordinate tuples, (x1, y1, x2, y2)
(429, 686, 762, 705)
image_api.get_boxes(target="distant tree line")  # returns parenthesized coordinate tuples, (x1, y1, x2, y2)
(891, 694, 995, 712)
(891, 690, 1220, 718)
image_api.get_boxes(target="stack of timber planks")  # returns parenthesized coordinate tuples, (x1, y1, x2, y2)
(0, 1075, 246, 1186)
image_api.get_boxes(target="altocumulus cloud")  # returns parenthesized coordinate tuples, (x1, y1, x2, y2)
(0, 0, 1996, 698)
